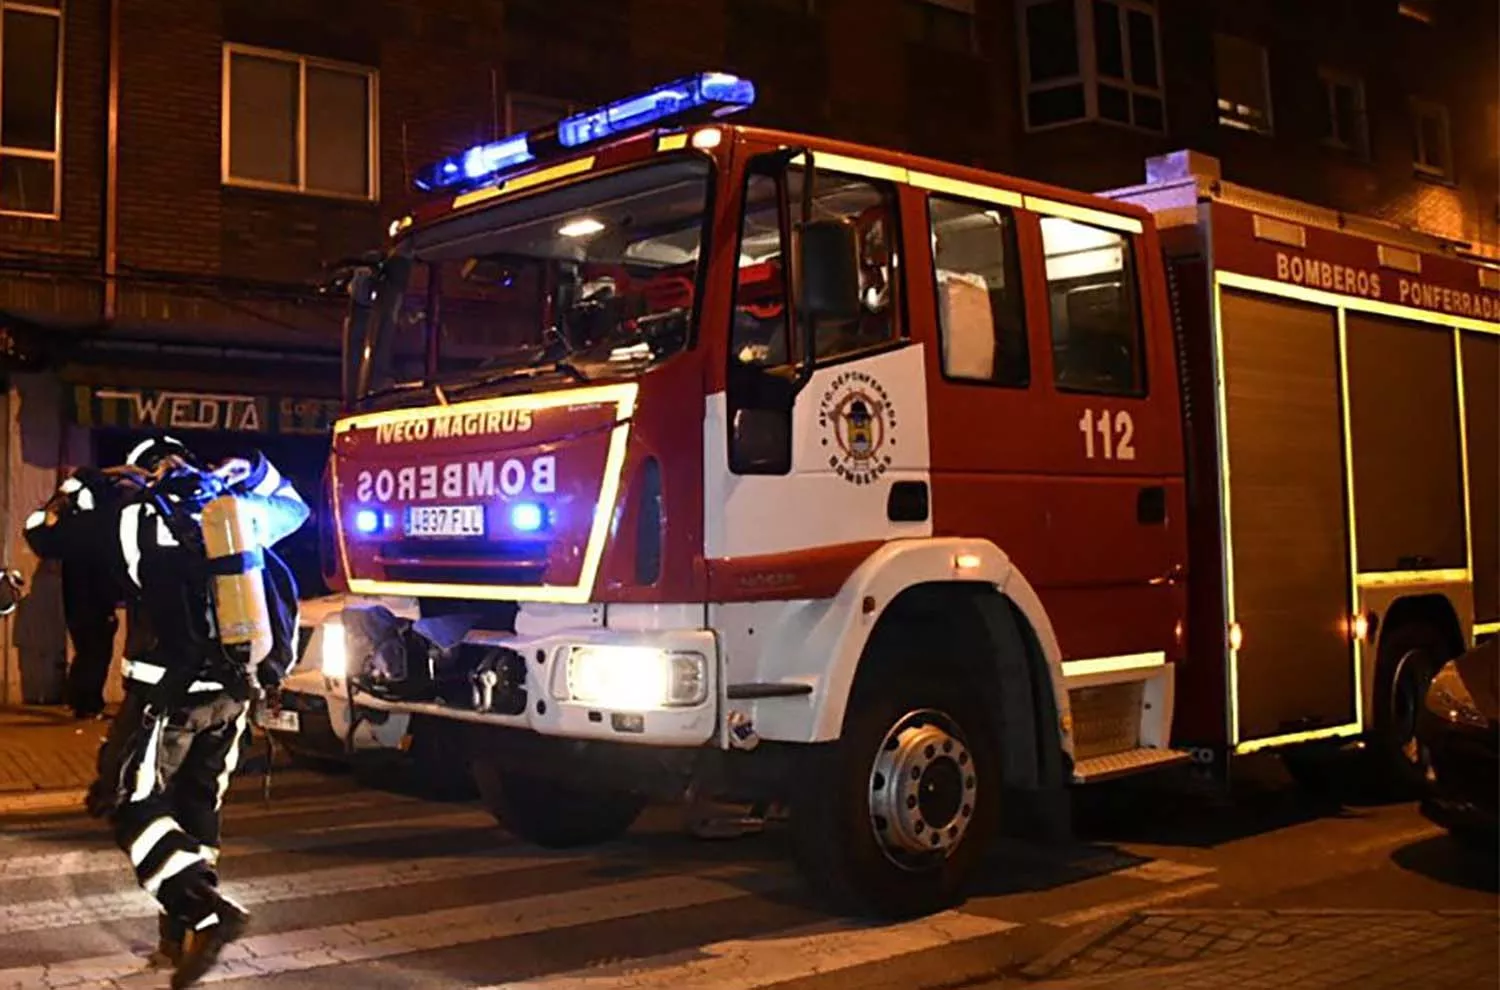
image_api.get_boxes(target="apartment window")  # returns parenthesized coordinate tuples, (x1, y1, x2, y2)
(505, 93, 574, 136)
(1020, 0, 1165, 133)
(1319, 69, 1368, 157)
(1215, 34, 1272, 135)
(1411, 99, 1452, 180)
(1040, 215, 1145, 396)
(904, 0, 976, 53)
(0, 0, 62, 218)
(928, 196, 1028, 387)
(223, 45, 377, 200)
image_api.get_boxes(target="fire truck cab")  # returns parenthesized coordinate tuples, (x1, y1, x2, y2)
(322, 73, 1493, 918)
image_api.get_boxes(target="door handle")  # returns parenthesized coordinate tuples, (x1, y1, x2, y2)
(1137, 486, 1167, 525)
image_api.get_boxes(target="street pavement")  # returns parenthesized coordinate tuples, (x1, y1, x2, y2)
(0, 752, 1493, 990)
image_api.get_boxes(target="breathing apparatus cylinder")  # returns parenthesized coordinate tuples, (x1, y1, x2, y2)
(200, 492, 273, 680)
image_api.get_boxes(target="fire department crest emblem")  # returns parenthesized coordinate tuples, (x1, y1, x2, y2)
(818, 370, 896, 486)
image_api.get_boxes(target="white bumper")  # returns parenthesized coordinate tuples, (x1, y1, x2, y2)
(350, 618, 721, 748)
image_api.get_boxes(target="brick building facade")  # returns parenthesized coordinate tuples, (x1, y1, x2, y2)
(0, 0, 1494, 703)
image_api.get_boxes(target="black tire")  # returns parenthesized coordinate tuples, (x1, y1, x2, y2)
(408, 716, 478, 801)
(471, 759, 645, 848)
(790, 666, 1000, 920)
(1372, 620, 1449, 797)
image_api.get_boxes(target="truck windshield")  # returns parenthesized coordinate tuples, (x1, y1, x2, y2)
(354, 157, 711, 403)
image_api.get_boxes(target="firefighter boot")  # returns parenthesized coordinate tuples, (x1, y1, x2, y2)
(171, 897, 249, 990)
(148, 913, 187, 969)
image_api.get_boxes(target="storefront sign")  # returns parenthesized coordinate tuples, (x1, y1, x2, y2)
(71, 386, 341, 436)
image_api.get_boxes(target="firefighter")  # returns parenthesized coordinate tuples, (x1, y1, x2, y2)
(26, 435, 307, 989)
(23, 464, 142, 718)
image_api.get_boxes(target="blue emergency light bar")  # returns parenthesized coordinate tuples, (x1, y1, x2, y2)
(412, 71, 756, 194)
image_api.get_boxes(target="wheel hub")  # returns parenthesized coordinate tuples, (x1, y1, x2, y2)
(868, 709, 976, 865)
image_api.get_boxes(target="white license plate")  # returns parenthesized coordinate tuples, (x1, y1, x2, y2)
(256, 709, 300, 733)
(405, 505, 486, 538)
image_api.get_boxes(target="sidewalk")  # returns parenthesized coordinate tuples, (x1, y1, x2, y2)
(0, 705, 109, 814)
(980, 908, 1499, 989)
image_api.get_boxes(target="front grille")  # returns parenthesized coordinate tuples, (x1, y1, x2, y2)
(1070, 682, 1144, 760)
(376, 538, 550, 585)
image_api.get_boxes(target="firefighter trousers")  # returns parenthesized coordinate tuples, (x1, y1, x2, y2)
(98, 681, 249, 927)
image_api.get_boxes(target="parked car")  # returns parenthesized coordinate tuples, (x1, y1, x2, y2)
(1417, 637, 1498, 849)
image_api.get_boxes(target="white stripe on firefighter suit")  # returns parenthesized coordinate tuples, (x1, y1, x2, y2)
(123, 720, 211, 897)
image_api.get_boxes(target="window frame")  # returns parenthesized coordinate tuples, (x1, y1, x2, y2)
(1018, 0, 1166, 135)
(924, 192, 1030, 390)
(1037, 215, 1150, 399)
(1410, 98, 1453, 181)
(220, 42, 380, 202)
(1213, 33, 1273, 136)
(0, 0, 65, 220)
(1318, 67, 1368, 158)
(727, 159, 909, 377)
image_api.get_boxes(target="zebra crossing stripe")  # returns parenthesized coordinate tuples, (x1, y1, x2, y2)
(0, 850, 581, 936)
(487, 910, 1019, 990)
(0, 868, 786, 989)
(0, 810, 493, 881)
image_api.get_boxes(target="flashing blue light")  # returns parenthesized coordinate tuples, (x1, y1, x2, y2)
(509, 502, 545, 533)
(558, 72, 756, 148)
(414, 134, 535, 192)
(412, 71, 755, 195)
(354, 509, 380, 534)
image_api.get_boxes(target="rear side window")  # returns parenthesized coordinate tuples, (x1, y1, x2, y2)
(928, 196, 1029, 387)
(1039, 216, 1147, 396)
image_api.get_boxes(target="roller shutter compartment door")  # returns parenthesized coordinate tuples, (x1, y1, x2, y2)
(1462, 332, 1499, 624)
(1220, 289, 1355, 743)
(1345, 313, 1467, 575)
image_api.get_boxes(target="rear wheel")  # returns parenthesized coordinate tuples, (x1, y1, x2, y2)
(471, 758, 645, 848)
(790, 666, 1000, 919)
(1373, 620, 1449, 796)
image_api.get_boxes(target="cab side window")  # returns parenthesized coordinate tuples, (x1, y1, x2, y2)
(928, 196, 1028, 387)
(731, 167, 902, 370)
(1039, 216, 1147, 396)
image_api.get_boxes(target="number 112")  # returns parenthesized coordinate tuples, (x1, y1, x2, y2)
(1079, 408, 1136, 461)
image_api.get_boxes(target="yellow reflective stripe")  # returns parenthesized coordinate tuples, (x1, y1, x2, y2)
(1235, 723, 1362, 754)
(451, 156, 599, 210)
(1024, 195, 1145, 234)
(1356, 569, 1470, 588)
(336, 382, 635, 432)
(909, 171, 1022, 207)
(656, 134, 688, 152)
(1061, 651, 1166, 678)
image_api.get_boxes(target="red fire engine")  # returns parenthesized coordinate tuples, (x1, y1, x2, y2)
(318, 73, 1497, 918)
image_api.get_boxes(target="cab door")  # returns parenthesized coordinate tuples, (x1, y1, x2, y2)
(1020, 205, 1188, 667)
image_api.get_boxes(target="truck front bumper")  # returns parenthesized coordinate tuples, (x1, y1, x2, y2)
(346, 625, 721, 747)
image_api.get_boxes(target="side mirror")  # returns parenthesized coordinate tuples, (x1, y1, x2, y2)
(0, 569, 24, 618)
(729, 407, 792, 476)
(798, 218, 861, 324)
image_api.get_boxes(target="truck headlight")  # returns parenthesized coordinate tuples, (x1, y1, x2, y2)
(561, 646, 707, 709)
(321, 618, 348, 679)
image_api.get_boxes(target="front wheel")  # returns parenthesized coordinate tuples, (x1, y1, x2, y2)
(471, 758, 645, 848)
(790, 669, 1000, 919)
